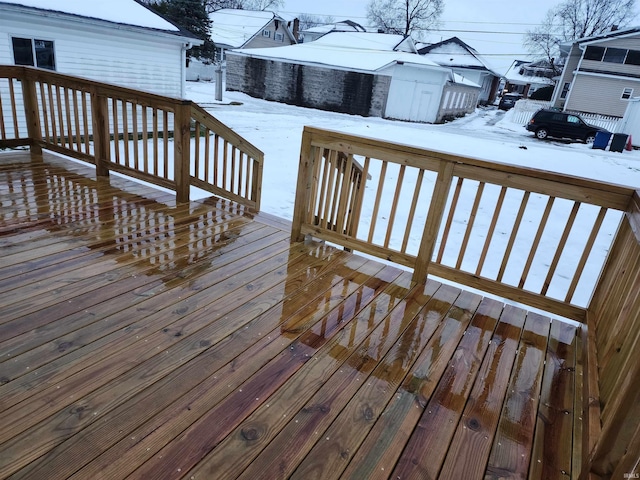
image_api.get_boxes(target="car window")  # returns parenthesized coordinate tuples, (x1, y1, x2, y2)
(568, 115, 580, 124)
(552, 113, 565, 122)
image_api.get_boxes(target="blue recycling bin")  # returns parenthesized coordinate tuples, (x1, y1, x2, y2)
(592, 131, 612, 150)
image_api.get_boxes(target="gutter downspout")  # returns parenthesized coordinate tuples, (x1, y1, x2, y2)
(563, 44, 586, 111)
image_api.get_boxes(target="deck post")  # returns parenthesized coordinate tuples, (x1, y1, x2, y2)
(174, 101, 192, 203)
(21, 71, 43, 156)
(91, 89, 110, 177)
(412, 160, 454, 283)
(291, 127, 314, 242)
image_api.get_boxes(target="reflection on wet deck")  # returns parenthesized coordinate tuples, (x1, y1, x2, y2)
(0, 151, 580, 479)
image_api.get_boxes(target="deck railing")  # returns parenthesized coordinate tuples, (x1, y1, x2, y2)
(292, 126, 637, 323)
(0, 65, 263, 209)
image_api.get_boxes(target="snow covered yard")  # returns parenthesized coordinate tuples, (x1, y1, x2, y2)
(186, 82, 640, 219)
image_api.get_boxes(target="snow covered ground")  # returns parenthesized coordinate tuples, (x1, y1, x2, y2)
(184, 82, 640, 318)
(186, 82, 640, 220)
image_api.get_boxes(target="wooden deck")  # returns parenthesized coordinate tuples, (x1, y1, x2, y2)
(0, 151, 581, 480)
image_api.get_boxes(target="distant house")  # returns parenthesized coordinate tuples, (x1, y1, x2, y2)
(418, 37, 501, 105)
(551, 26, 640, 117)
(503, 59, 556, 98)
(299, 20, 367, 43)
(225, 32, 481, 124)
(0, 0, 202, 97)
(209, 9, 297, 62)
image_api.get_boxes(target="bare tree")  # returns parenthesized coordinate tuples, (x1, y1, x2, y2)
(203, 0, 282, 12)
(525, 0, 637, 62)
(297, 13, 335, 31)
(367, 0, 443, 38)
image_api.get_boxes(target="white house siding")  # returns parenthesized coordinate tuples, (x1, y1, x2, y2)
(0, 10, 187, 98)
(565, 74, 640, 117)
(552, 46, 582, 108)
(383, 64, 447, 123)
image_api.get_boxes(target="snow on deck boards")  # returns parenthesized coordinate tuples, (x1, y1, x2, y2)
(0, 151, 581, 479)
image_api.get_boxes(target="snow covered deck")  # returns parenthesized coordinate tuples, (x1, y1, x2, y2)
(0, 151, 582, 479)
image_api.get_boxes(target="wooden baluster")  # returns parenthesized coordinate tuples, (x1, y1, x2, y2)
(163, 110, 169, 179)
(122, 101, 130, 167)
(8, 78, 19, 137)
(203, 127, 210, 183)
(46, 83, 57, 144)
(64, 87, 73, 149)
(81, 91, 90, 154)
(112, 98, 120, 164)
(72, 89, 82, 151)
(142, 106, 149, 173)
(55, 85, 65, 147)
(193, 121, 201, 178)
(0, 83, 6, 139)
(131, 103, 139, 170)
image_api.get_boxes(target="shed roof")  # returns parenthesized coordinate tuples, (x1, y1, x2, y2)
(419, 37, 499, 76)
(228, 32, 480, 87)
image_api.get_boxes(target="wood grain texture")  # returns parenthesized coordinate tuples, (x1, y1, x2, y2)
(0, 151, 601, 480)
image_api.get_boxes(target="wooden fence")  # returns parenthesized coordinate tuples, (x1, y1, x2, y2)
(292, 126, 637, 323)
(0, 65, 263, 209)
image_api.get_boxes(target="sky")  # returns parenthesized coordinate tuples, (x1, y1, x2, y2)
(280, 0, 620, 74)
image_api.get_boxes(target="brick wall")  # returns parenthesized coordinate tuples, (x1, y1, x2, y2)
(226, 54, 391, 117)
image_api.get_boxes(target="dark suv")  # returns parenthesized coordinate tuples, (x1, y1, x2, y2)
(526, 109, 608, 143)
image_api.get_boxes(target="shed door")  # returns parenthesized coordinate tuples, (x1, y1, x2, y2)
(386, 78, 439, 123)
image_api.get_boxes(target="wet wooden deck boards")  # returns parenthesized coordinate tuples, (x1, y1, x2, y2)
(0, 151, 582, 480)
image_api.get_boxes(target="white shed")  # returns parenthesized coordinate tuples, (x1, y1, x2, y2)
(0, 0, 202, 98)
(618, 97, 640, 148)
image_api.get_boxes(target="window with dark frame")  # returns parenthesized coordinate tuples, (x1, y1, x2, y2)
(262, 29, 270, 37)
(11, 37, 55, 70)
(622, 87, 634, 100)
(603, 47, 627, 64)
(584, 45, 605, 61)
(560, 82, 571, 99)
(625, 49, 640, 66)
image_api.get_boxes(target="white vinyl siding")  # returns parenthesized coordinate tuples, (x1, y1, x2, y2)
(0, 10, 186, 98)
(566, 74, 640, 117)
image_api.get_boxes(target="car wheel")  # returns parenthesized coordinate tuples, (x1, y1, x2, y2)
(585, 133, 597, 144)
(535, 128, 549, 140)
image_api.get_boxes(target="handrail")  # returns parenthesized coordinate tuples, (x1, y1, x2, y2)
(0, 65, 263, 209)
(292, 126, 637, 322)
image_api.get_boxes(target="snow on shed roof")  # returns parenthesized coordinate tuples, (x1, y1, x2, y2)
(419, 37, 499, 75)
(0, 0, 180, 31)
(228, 36, 468, 77)
(209, 8, 285, 48)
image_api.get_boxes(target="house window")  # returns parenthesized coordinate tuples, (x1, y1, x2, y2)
(262, 29, 270, 38)
(560, 82, 571, 99)
(603, 47, 627, 64)
(12, 37, 56, 70)
(275, 33, 284, 42)
(584, 46, 605, 61)
(625, 49, 640, 66)
(622, 88, 634, 100)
